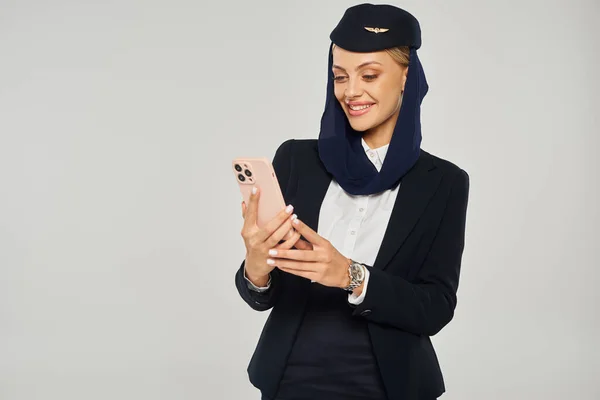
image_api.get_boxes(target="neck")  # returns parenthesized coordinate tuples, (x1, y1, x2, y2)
(362, 108, 400, 149)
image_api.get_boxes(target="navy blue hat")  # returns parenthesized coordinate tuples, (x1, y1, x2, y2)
(318, 4, 428, 195)
(330, 4, 422, 51)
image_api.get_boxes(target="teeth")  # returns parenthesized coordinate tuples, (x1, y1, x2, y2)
(349, 104, 372, 111)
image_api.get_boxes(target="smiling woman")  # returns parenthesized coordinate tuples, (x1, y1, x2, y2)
(331, 44, 410, 146)
(234, 3, 470, 400)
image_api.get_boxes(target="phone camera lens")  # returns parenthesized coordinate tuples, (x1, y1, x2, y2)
(244, 169, 252, 177)
(234, 164, 242, 172)
(238, 174, 246, 182)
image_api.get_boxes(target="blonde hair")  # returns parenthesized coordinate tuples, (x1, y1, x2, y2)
(332, 44, 410, 67)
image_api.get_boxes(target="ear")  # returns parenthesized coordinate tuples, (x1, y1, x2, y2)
(401, 66, 409, 92)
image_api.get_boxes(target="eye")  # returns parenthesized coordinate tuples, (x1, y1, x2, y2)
(333, 75, 348, 83)
(363, 74, 378, 81)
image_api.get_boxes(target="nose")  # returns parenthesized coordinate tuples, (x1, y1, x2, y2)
(344, 76, 363, 99)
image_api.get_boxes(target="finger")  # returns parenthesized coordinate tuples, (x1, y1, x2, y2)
(264, 217, 295, 248)
(243, 187, 260, 230)
(241, 201, 246, 219)
(275, 229, 301, 250)
(292, 238, 313, 251)
(291, 218, 325, 246)
(257, 205, 295, 242)
(277, 266, 318, 281)
(272, 259, 319, 272)
(268, 248, 319, 262)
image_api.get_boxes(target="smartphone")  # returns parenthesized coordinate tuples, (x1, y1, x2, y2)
(232, 157, 294, 240)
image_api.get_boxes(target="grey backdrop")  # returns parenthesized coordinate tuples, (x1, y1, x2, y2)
(1, 0, 599, 399)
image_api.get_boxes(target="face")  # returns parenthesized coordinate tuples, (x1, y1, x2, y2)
(332, 46, 408, 133)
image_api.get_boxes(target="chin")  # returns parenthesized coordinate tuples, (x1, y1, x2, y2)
(347, 117, 377, 132)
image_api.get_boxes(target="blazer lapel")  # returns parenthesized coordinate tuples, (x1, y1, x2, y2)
(294, 144, 332, 234)
(373, 150, 443, 271)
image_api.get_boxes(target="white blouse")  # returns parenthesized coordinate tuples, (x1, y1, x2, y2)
(319, 138, 400, 304)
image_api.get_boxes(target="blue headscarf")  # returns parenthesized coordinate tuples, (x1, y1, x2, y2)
(317, 4, 428, 195)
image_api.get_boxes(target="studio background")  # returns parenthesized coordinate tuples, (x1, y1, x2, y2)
(1, 0, 598, 399)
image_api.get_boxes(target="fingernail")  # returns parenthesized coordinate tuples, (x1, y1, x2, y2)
(293, 218, 300, 225)
(267, 259, 275, 265)
(252, 187, 257, 195)
(290, 214, 297, 221)
(285, 204, 294, 214)
(269, 249, 277, 256)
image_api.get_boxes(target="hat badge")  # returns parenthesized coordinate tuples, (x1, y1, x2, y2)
(364, 26, 389, 34)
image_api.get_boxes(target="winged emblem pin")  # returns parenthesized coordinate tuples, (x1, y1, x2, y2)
(364, 27, 390, 33)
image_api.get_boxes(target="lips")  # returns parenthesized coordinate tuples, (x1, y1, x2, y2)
(346, 102, 375, 117)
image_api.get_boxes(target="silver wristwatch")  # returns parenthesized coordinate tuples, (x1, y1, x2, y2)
(342, 259, 366, 292)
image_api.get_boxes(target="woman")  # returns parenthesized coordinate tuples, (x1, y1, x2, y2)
(235, 4, 470, 400)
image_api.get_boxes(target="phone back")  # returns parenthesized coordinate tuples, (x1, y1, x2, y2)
(232, 157, 287, 228)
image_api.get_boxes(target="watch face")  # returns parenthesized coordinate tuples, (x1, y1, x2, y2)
(350, 264, 364, 281)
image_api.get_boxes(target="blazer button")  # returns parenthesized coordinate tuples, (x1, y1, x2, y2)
(360, 309, 372, 316)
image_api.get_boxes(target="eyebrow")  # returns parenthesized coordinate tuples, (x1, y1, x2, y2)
(332, 61, 383, 72)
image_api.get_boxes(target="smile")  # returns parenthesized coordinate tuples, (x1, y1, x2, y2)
(347, 103, 374, 116)
(349, 104, 372, 110)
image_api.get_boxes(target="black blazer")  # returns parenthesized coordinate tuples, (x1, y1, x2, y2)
(235, 139, 470, 400)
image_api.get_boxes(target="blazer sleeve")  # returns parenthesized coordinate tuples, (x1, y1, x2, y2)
(234, 139, 295, 311)
(351, 169, 470, 336)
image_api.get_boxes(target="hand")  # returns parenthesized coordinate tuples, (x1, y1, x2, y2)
(266, 217, 351, 289)
(240, 187, 303, 285)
